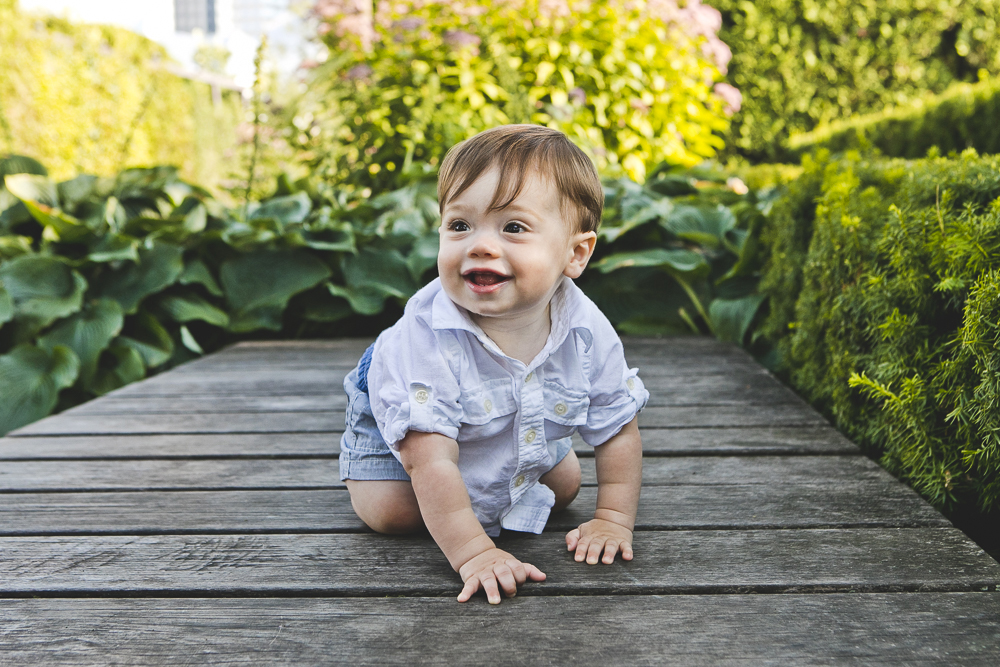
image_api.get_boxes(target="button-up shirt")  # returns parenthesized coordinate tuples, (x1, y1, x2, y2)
(368, 276, 649, 535)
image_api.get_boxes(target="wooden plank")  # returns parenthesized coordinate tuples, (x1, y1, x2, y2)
(8, 403, 826, 436)
(1, 528, 995, 595)
(2, 594, 998, 664)
(0, 455, 889, 492)
(0, 433, 340, 460)
(0, 484, 948, 535)
(0, 426, 859, 459)
(62, 395, 345, 416)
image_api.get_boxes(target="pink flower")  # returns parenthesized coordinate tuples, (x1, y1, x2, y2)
(714, 82, 742, 116)
(443, 30, 481, 48)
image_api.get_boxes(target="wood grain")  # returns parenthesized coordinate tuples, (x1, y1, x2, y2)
(0, 483, 948, 535)
(2, 594, 998, 665)
(1, 529, 995, 595)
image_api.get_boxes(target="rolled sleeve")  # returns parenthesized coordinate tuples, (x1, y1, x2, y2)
(577, 322, 649, 447)
(368, 316, 462, 452)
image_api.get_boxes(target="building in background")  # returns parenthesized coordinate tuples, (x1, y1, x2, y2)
(18, 0, 309, 89)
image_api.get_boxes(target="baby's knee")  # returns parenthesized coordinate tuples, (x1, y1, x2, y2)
(543, 451, 581, 512)
(345, 480, 425, 535)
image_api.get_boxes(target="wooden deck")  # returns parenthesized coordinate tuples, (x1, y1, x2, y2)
(2, 337, 999, 664)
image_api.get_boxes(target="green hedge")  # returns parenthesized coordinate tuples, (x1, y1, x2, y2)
(0, 154, 765, 434)
(787, 77, 1000, 159)
(714, 0, 1000, 161)
(757, 149, 1000, 514)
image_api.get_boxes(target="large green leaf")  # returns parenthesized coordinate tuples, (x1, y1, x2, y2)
(89, 344, 146, 396)
(327, 283, 388, 316)
(330, 246, 418, 316)
(159, 293, 230, 327)
(297, 223, 356, 252)
(117, 311, 174, 368)
(87, 233, 140, 263)
(220, 249, 332, 332)
(0, 255, 87, 326)
(250, 192, 312, 224)
(592, 248, 709, 277)
(38, 299, 124, 386)
(0, 344, 79, 435)
(178, 258, 223, 296)
(599, 197, 672, 243)
(709, 294, 767, 344)
(406, 232, 439, 281)
(5, 174, 92, 241)
(0, 235, 33, 260)
(0, 155, 48, 178)
(98, 242, 185, 314)
(58, 175, 99, 209)
(660, 205, 736, 249)
(4, 174, 58, 207)
(0, 281, 13, 326)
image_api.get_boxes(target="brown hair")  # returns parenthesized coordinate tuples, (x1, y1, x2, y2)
(437, 125, 604, 233)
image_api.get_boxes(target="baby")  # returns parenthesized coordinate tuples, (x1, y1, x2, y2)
(340, 124, 648, 604)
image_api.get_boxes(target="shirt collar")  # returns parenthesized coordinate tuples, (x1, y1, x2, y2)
(431, 277, 591, 367)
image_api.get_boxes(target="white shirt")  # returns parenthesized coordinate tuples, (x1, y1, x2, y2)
(368, 276, 649, 535)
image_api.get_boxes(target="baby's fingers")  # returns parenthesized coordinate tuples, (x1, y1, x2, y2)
(457, 575, 480, 603)
(601, 540, 622, 564)
(523, 562, 547, 582)
(494, 562, 518, 599)
(566, 528, 580, 551)
(585, 538, 605, 565)
(481, 574, 502, 605)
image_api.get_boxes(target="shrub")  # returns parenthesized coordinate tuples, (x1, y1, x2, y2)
(758, 150, 1000, 514)
(301, 0, 735, 189)
(714, 0, 1000, 161)
(0, 1, 243, 187)
(786, 76, 1000, 160)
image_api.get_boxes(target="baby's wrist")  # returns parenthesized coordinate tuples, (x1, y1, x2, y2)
(593, 508, 635, 532)
(451, 534, 497, 573)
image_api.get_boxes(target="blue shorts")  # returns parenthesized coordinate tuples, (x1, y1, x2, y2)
(339, 344, 574, 481)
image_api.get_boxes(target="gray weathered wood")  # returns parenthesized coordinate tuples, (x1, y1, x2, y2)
(0, 483, 948, 535)
(0, 433, 341, 460)
(0, 455, 892, 492)
(1, 529, 996, 595)
(2, 594, 998, 665)
(8, 403, 826, 436)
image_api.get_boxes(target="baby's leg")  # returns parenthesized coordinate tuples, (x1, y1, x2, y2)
(346, 480, 425, 534)
(540, 449, 581, 512)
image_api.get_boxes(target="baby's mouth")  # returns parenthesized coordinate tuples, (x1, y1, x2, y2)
(463, 270, 511, 292)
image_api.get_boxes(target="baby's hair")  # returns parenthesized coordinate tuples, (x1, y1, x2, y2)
(437, 125, 604, 233)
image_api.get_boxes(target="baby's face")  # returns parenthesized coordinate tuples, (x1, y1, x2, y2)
(438, 168, 596, 324)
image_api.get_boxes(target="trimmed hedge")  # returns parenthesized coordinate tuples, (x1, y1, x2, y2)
(757, 150, 1000, 514)
(714, 0, 1000, 161)
(787, 77, 1000, 160)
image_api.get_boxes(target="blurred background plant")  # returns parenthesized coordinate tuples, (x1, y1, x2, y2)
(300, 0, 737, 189)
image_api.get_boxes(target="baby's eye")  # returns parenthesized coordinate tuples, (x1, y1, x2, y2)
(503, 222, 525, 234)
(448, 220, 470, 232)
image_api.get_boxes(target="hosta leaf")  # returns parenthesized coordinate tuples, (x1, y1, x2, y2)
(0, 255, 87, 325)
(178, 259, 223, 296)
(298, 225, 355, 252)
(117, 311, 174, 368)
(251, 192, 311, 224)
(4, 174, 58, 207)
(58, 175, 99, 209)
(220, 249, 332, 332)
(0, 344, 80, 435)
(327, 283, 386, 316)
(180, 325, 204, 354)
(0, 281, 13, 325)
(24, 200, 90, 242)
(98, 242, 185, 314)
(38, 299, 124, 385)
(0, 155, 47, 178)
(660, 205, 735, 248)
(113, 166, 178, 200)
(343, 247, 416, 299)
(0, 235, 33, 259)
(592, 248, 709, 277)
(89, 344, 146, 396)
(183, 203, 207, 234)
(159, 293, 230, 327)
(406, 232, 439, 281)
(709, 294, 766, 344)
(87, 233, 140, 263)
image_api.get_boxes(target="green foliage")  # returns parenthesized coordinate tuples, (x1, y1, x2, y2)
(303, 0, 730, 189)
(0, 2, 243, 187)
(758, 151, 1000, 514)
(0, 156, 441, 434)
(787, 77, 1000, 160)
(714, 0, 1000, 161)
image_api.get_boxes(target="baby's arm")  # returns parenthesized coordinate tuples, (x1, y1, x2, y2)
(566, 415, 642, 564)
(398, 430, 546, 603)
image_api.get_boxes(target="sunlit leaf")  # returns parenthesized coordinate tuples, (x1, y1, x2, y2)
(250, 192, 311, 224)
(4, 174, 58, 207)
(87, 233, 140, 263)
(159, 293, 230, 327)
(180, 325, 203, 354)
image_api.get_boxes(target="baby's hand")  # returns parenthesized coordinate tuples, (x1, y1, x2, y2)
(566, 519, 634, 564)
(456, 548, 546, 604)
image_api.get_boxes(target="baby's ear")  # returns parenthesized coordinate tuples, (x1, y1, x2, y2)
(564, 231, 597, 279)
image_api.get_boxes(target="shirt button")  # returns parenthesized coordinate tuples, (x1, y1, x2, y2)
(554, 402, 568, 415)
(525, 372, 534, 382)
(414, 388, 429, 404)
(525, 429, 536, 443)
(626, 378, 636, 391)
(484, 399, 492, 412)
(515, 475, 525, 487)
